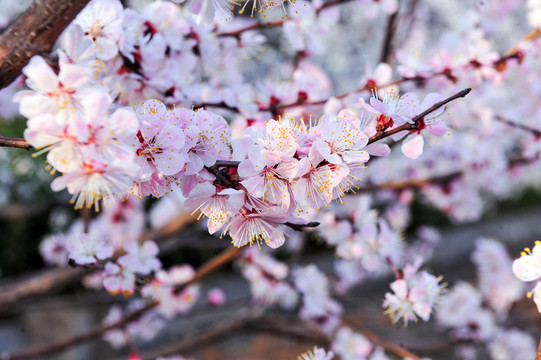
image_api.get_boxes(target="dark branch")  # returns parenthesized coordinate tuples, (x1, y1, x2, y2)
(284, 221, 320, 232)
(367, 88, 471, 145)
(0, 0, 91, 89)
(0, 136, 31, 150)
(495, 115, 541, 136)
(379, 3, 400, 64)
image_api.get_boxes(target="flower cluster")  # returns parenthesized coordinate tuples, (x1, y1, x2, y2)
(382, 259, 445, 326)
(15, 0, 462, 253)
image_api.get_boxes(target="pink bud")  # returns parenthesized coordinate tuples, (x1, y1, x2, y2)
(128, 353, 142, 360)
(207, 288, 226, 307)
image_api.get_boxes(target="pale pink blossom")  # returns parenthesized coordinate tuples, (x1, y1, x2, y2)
(383, 263, 444, 325)
(67, 231, 114, 265)
(331, 327, 372, 360)
(15, 56, 90, 124)
(119, 240, 161, 275)
(131, 99, 186, 180)
(103, 261, 136, 296)
(512, 240, 541, 312)
(40, 234, 69, 266)
(75, 0, 124, 60)
(224, 206, 288, 248)
(184, 182, 244, 234)
(297, 347, 334, 360)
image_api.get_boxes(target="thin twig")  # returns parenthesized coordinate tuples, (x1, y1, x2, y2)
(355, 171, 461, 193)
(503, 28, 541, 58)
(367, 88, 471, 145)
(284, 221, 320, 232)
(217, 20, 284, 38)
(140, 313, 253, 360)
(495, 116, 541, 136)
(379, 2, 400, 64)
(216, 0, 354, 38)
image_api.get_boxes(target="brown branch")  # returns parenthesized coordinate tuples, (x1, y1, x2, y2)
(211, 160, 241, 168)
(7, 301, 157, 360)
(193, 101, 240, 113)
(284, 221, 320, 231)
(4, 246, 242, 360)
(141, 314, 252, 360)
(0, 0, 91, 89)
(216, 0, 354, 38)
(0, 137, 31, 150)
(356, 171, 461, 193)
(379, 1, 400, 64)
(503, 28, 541, 58)
(537, 338, 541, 360)
(0, 267, 91, 315)
(316, 0, 355, 14)
(140, 314, 330, 360)
(248, 316, 331, 344)
(217, 20, 284, 38)
(495, 116, 541, 137)
(367, 88, 471, 145)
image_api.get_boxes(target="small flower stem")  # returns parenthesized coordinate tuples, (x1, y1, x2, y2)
(367, 88, 471, 145)
(284, 221, 320, 231)
(495, 115, 541, 136)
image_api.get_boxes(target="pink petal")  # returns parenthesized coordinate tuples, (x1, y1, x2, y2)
(237, 159, 260, 178)
(359, 97, 379, 115)
(59, 63, 89, 89)
(366, 143, 391, 156)
(23, 56, 58, 92)
(401, 134, 424, 159)
(427, 122, 448, 136)
(420, 93, 445, 117)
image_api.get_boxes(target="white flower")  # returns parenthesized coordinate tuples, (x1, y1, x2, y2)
(488, 329, 537, 360)
(383, 265, 444, 326)
(15, 55, 90, 124)
(512, 240, 541, 312)
(119, 240, 161, 275)
(67, 231, 114, 265)
(39, 234, 69, 266)
(75, 0, 124, 60)
(298, 347, 334, 360)
(102, 261, 136, 296)
(331, 327, 372, 360)
(472, 238, 524, 315)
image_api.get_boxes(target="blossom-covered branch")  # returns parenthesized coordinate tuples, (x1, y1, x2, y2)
(367, 88, 472, 145)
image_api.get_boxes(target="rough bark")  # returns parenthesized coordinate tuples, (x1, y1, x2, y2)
(0, 0, 91, 89)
